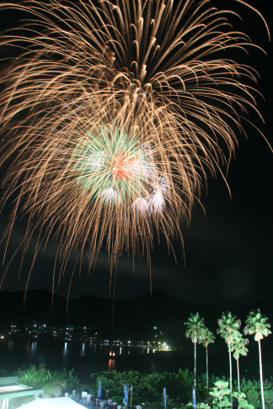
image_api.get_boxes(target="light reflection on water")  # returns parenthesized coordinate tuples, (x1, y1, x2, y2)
(29, 342, 37, 360)
(0, 339, 233, 381)
(8, 340, 14, 351)
(63, 342, 68, 356)
(20, 341, 151, 360)
(0, 340, 154, 375)
(0, 331, 270, 382)
(108, 359, 115, 371)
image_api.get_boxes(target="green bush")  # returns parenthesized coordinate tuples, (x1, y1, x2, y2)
(16, 364, 81, 398)
(240, 377, 273, 409)
(12, 366, 273, 408)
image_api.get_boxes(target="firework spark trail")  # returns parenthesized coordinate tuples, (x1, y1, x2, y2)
(0, 0, 271, 295)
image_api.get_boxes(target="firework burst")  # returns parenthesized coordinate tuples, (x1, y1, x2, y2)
(73, 126, 156, 205)
(0, 0, 270, 294)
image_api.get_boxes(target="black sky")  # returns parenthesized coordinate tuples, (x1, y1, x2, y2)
(0, 0, 272, 304)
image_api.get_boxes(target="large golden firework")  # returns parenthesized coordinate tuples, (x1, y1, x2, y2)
(0, 0, 270, 294)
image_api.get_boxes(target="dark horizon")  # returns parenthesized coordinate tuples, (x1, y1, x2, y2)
(1, 287, 273, 308)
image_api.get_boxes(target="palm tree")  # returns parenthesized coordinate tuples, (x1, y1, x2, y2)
(231, 334, 249, 393)
(244, 309, 271, 409)
(184, 312, 205, 389)
(199, 327, 215, 390)
(217, 312, 241, 409)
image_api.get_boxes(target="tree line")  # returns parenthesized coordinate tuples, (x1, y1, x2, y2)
(8, 365, 273, 409)
(184, 309, 271, 409)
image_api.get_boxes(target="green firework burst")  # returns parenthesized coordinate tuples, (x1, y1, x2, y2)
(73, 126, 156, 205)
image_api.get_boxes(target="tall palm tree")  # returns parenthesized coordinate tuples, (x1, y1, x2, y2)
(231, 334, 249, 393)
(217, 312, 241, 409)
(199, 327, 215, 390)
(185, 312, 205, 389)
(244, 309, 271, 409)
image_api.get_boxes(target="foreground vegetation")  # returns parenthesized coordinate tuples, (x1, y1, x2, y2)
(6, 365, 273, 409)
(4, 309, 271, 408)
(184, 309, 271, 409)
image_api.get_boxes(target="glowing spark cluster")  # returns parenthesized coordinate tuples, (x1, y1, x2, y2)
(73, 126, 160, 208)
(0, 0, 270, 293)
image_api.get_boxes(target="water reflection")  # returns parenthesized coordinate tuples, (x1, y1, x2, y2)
(108, 359, 115, 371)
(30, 342, 37, 357)
(81, 343, 86, 356)
(25, 342, 30, 366)
(0, 340, 166, 376)
(63, 342, 68, 356)
(8, 340, 14, 351)
(62, 342, 68, 366)
(0, 339, 246, 379)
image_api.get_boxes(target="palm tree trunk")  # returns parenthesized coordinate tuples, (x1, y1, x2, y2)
(258, 340, 265, 409)
(206, 346, 209, 390)
(236, 358, 240, 394)
(228, 342, 233, 409)
(194, 341, 197, 389)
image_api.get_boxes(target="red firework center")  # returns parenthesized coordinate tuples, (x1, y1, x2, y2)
(110, 153, 134, 180)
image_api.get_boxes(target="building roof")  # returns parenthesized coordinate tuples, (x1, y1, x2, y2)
(0, 376, 43, 400)
(20, 397, 87, 408)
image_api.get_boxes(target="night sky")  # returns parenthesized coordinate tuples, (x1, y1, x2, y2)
(0, 0, 272, 304)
